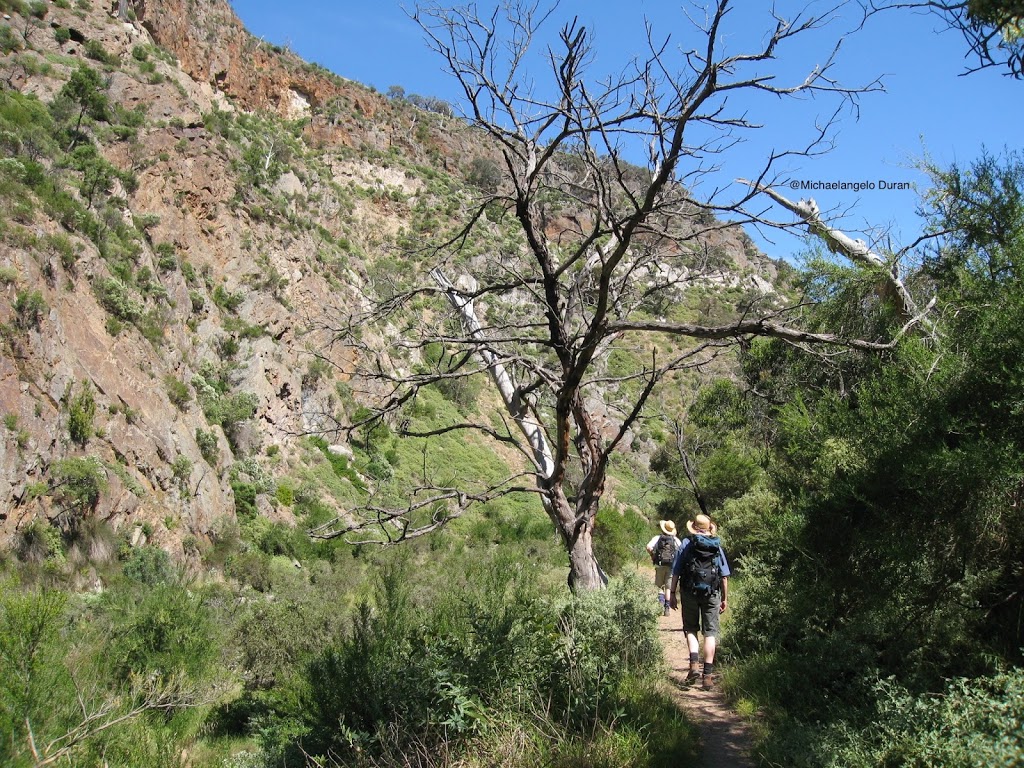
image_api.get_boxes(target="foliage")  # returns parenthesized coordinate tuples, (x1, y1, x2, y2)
(12, 288, 45, 330)
(421, 341, 483, 410)
(747, 669, 1024, 768)
(0, 24, 20, 54)
(0, 586, 72, 766)
(728, 151, 1024, 764)
(102, 579, 220, 682)
(165, 374, 192, 410)
(193, 373, 257, 453)
(97, 276, 144, 323)
(15, 519, 65, 566)
(942, 0, 1024, 77)
(121, 544, 175, 586)
(196, 427, 219, 465)
(247, 558, 663, 766)
(466, 155, 502, 193)
(64, 379, 96, 446)
(592, 504, 648, 576)
(55, 64, 109, 147)
(0, 580, 226, 767)
(49, 456, 106, 519)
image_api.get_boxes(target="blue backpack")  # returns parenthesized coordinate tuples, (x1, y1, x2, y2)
(681, 534, 723, 597)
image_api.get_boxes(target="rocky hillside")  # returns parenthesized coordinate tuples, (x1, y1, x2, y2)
(0, 0, 782, 565)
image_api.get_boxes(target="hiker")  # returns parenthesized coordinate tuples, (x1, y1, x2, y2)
(646, 520, 681, 616)
(670, 514, 731, 691)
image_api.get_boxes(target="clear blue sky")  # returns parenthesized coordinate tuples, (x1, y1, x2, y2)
(229, 0, 1021, 263)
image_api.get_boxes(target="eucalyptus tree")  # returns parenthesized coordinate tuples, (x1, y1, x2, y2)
(314, 0, 928, 590)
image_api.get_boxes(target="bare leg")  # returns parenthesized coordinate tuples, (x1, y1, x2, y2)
(704, 635, 717, 664)
(686, 631, 700, 655)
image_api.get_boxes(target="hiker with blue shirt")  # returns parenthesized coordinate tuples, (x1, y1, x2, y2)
(669, 514, 731, 691)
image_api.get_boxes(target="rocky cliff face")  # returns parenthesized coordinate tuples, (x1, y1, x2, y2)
(0, 0, 779, 566)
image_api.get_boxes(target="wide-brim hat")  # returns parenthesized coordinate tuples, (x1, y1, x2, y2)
(659, 520, 677, 536)
(686, 514, 717, 536)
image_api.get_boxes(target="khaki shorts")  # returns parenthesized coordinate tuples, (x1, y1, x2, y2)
(654, 564, 673, 590)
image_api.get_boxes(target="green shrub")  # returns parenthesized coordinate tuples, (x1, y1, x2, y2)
(48, 456, 105, 516)
(760, 671, 1024, 768)
(224, 550, 271, 592)
(83, 39, 117, 66)
(274, 479, 294, 507)
(164, 375, 192, 410)
(0, 587, 73, 761)
(0, 25, 21, 55)
(12, 288, 46, 330)
(15, 519, 65, 564)
(97, 277, 142, 322)
(231, 479, 258, 518)
(53, 26, 70, 45)
(64, 380, 95, 446)
(592, 505, 648, 576)
(212, 283, 245, 313)
(255, 561, 661, 764)
(153, 240, 176, 271)
(193, 379, 257, 452)
(171, 454, 192, 489)
(101, 580, 219, 682)
(121, 544, 174, 586)
(196, 427, 219, 465)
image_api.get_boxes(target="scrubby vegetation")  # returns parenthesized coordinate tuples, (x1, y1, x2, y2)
(648, 151, 1024, 766)
(0, 524, 690, 768)
(2, 0, 1023, 765)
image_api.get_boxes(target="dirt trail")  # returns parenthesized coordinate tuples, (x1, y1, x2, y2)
(657, 610, 757, 768)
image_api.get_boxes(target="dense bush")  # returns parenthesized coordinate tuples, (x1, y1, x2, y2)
(761, 670, 1024, 768)
(244, 558, 662, 766)
(48, 456, 105, 517)
(0, 580, 228, 767)
(724, 152, 1024, 765)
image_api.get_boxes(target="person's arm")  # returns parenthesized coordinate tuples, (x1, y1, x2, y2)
(719, 546, 730, 614)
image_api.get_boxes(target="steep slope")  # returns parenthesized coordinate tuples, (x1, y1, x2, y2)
(0, 0, 782, 566)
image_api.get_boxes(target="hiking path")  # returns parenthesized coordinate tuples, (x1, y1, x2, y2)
(657, 609, 757, 768)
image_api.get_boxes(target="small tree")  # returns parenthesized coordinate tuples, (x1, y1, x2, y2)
(56, 64, 109, 149)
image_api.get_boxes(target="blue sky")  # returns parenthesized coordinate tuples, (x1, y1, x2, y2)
(229, 0, 1021, 263)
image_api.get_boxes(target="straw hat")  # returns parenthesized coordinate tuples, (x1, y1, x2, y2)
(686, 514, 717, 536)
(659, 520, 677, 536)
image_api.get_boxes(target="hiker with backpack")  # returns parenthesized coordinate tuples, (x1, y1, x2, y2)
(646, 520, 681, 616)
(669, 514, 731, 691)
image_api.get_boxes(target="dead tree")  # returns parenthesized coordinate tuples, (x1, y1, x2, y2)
(312, 0, 928, 591)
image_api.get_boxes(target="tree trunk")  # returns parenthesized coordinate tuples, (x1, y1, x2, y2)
(548, 492, 606, 591)
(567, 527, 606, 591)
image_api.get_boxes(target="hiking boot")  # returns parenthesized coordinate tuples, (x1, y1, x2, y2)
(663, 604, 671, 616)
(686, 661, 701, 683)
(701, 673, 716, 691)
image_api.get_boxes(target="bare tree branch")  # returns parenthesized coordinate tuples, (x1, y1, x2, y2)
(314, 0, 931, 589)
